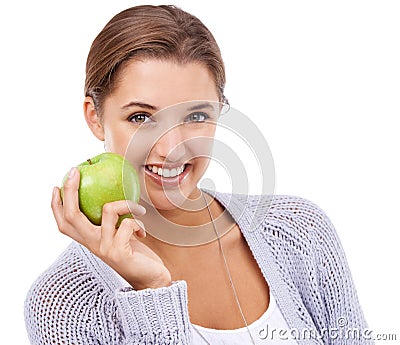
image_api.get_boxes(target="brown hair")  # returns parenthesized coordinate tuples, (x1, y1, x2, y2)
(84, 5, 226, 113)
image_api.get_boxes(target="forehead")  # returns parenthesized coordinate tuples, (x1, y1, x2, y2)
(109, 59, 219, 109)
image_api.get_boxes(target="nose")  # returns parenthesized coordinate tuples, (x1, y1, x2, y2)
(153, 125, 186, 163)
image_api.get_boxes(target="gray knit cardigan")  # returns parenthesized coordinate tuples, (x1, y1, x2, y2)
(24, 192, 373, 344)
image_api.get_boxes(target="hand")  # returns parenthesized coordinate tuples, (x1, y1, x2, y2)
(51, 167, 172, 290)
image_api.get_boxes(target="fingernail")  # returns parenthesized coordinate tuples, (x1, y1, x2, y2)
(135, 219, 146, 232)
(68, 167, 77, 179)
(52, 187, 58, 197)
(137, 205, 147, 215)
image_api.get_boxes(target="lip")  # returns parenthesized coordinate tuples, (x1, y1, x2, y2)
(147, 163, 186, 169)
(144, 163, 191, 187)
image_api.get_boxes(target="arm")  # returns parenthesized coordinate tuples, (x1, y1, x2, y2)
(26, 166, 194, 344)
(311, 202, 374, 345)
(115, 281, 191, 344)
(24, 244, 192, 345)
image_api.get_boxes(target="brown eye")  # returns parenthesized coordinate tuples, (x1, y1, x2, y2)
(128, 112, 151, 124)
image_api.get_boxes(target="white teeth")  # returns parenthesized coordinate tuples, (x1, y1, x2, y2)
(147, 164, 186, 178)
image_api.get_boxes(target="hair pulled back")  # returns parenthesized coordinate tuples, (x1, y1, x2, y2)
(84, 5, 226, 112)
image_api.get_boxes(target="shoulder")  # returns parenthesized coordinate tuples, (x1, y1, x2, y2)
(25, 241, 122, 309)
(25, 242, 92, 301)
(24, 242, 122, 344)
(215, 191, 334, 238)
(224, 191, 354, 290)
(215, 190, 342, 266)
(233, 192, 330, 221)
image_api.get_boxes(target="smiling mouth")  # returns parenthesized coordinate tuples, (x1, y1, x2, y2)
(145, 164, 188, 178)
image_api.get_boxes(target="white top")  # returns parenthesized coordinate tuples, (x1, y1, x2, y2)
(118, 271, 297, 344)
(191, 292, 298, 344)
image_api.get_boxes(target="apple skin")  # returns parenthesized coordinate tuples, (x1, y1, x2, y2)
(61, 152, 140, 226)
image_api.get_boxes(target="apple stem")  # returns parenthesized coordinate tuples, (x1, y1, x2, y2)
(87, 158, 93, 165)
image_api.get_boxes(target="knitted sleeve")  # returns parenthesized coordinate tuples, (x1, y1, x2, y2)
(24, 243, 192, 344)
(301, 198, 373, 345)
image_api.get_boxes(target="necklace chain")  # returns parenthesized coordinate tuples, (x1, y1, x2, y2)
(190, 192, 257, 345)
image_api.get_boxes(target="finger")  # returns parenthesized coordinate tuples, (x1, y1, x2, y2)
(101, 199, 146, 217)
(125, 200, 146, 217)
(134, 219, 147, 238)
(100, 202, 122, 249)
(62, 168, 85, 222)
(51, 186, 64, 230)
(116, 200, 146, 238)
(113, 218, 141, 248)
(60, 168, 98, 243)
(50, 185, 90, 243)
(100, 201, 146, 245)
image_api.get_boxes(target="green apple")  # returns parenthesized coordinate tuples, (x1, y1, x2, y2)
(61, 152, 140, 226)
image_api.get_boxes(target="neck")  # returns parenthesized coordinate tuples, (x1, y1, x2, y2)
(156, 188, 215, 226)
(137, 188, 236, 248)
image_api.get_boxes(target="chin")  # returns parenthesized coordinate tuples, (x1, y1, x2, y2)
(145, 182, 201, 211)
(149, 189, 189, 210)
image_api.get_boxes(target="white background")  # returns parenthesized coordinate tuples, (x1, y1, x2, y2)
(1, 0, 399, 343)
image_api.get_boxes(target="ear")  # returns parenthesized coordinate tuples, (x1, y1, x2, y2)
(83, 96, 105, 141)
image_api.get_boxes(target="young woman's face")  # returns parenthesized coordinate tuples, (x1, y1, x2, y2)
(98, 59, 221, 210)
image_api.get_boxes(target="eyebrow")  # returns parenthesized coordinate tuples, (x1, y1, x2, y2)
(187, 102, 216, 111)
(121, 100, 216, 112)
(121, 101, 159, 111)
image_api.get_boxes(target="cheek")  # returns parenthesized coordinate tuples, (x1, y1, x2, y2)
(192, 157, 211, 175)
(104, 125, 150, 171)
(185, 128, 216, 160)
(124, 136, 151, 172)
(104, 132, 126, 155)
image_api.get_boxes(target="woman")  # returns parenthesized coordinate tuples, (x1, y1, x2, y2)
(24, 5, 372, 344)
